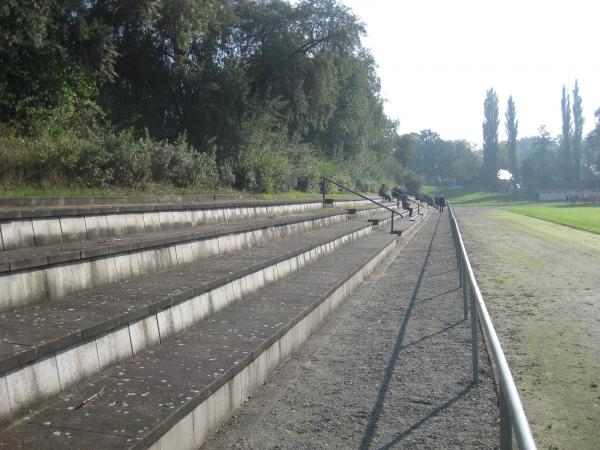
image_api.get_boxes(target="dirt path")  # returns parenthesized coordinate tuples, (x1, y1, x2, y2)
(457, 207, 600, 450)
(203, 213, 499, 449)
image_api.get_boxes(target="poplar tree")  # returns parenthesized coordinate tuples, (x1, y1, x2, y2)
(560, 85, 573, 180)
(505, 96, 519, 186)
(482, 88, 499, 186)
(572, 80, 584, 180)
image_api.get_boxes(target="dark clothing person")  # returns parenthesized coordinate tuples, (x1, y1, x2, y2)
(401, 194, 413, 217)
(439, 196, 446, 212)
(378, 185, 391, 202)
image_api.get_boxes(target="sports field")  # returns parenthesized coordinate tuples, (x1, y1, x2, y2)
(457, 207, 600, 449)
(423, 185, 535, 206)
(509, 203, 600, 234)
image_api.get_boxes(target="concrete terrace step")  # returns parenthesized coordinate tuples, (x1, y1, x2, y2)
(0, 221, 426, 450)
(0, 197, 378, 251)
(0, 203, 401, 312)
(0, 193, 258, 209)
(0, 211, 414, 424)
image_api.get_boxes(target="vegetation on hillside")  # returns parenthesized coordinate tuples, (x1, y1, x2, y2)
(0, 0, 419, 194)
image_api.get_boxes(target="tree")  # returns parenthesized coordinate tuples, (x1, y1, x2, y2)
(409, 130, 481, 186)
(560, 85, 573, 180)
(482, 88, 499, 186)
(521, 125, 558, 188)
(585, 108, 600, 171)
(505, 95, 519, 186)
(572, 80, 584, 180)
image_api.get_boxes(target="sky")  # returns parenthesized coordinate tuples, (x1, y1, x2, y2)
(340, 0, 600, 147)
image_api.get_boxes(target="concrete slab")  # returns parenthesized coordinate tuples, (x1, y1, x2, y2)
(5, 355, 61, 415)
(84, 215, 109, 239)
(129, 316, 161, 356)
(0, 220, 35, 251)
(105, 214, 129, 236)
(96, 325, 133, 370)
(55, 339, 100, 390)
(58, 216, 87, 242)
(31, 218, 63, 246)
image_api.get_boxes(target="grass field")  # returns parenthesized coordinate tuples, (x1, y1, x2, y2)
(423, 185, 535, 206)
(509, 203, 600, 234)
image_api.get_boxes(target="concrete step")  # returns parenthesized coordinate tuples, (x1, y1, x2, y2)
(0, 218, 426, 449)
(0, 193, 260, 208)
(0, 198, 379, 251)
(0, 203, 399, 312)
(0, 210, 412, 424)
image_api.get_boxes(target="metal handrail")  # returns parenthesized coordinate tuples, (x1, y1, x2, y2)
(448, 205, 536, 450)
(320, 177, 407, 233)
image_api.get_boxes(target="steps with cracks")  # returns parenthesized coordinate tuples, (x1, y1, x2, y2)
(0, 202, 400, 312)
(0, 198, 377, 251)
(0, 215, 427, 449)
(0, 207, 415, 424)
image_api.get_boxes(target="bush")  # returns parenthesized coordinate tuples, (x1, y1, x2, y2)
(151, 134, 218, 188)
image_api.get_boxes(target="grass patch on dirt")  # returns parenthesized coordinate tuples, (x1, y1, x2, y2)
(423, 185, 536, 206)
(509, 203, 600, 234)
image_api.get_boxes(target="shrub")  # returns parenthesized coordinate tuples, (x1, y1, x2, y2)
(151, 133, 218, 188)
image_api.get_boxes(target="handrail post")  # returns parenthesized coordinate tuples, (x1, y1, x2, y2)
(320, 176, 326, 206)
(462, 255, 468, 320)
(499, 384, 514, 450)
(470, 287, 479, 384)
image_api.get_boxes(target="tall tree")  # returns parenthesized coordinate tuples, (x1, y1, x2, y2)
(560, 85, 573, 180)
(572, 80, 584, 180)
(505, 95, 519, 186)
(482, 88, 499, 185)
(585, 108, 600, 171)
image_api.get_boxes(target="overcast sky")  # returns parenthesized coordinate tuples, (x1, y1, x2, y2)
(340, 0, 600, 146)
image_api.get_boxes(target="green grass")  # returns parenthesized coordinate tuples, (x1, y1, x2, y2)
(509, 203, 600, 234)
(0, 185, 238, 198)
(258, 191, 376, 201)
(0, 185, 373, 202)
(423, 185, 536, 206)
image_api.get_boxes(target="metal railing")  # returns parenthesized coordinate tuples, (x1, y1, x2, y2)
(448, 205, 536, 450)
(320, 177, 408, 233)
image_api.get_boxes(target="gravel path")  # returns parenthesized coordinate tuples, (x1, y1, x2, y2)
(204, 212, 499, 449)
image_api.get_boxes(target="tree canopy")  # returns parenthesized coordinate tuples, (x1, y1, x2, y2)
(0, 0, 414, 193)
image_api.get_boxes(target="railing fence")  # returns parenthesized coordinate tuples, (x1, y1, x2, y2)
(448, 204, 536, 450)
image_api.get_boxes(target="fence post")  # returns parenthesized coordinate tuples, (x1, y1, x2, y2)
(499, 384, 513, 450)
(462, 255, 468, 320)
(471, 285, 479, 384)
(321, 177, 325, 206)
(391, 211, 394, 233)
